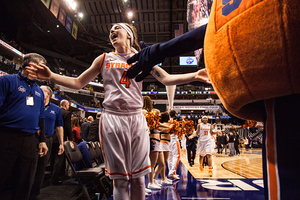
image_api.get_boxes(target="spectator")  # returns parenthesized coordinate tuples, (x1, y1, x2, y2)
(0, 53, 48, 199)
(228, 132, 235, 156)
(80, 116, 93, 140)
(216, 131, 223, 154)
(50, 99, 72, 185)
(72, 117, 82, 145)
(59, 100, 72, 141)
(87, 112, 101, 142)
(222, 132, 228, 154)
(234, 132, 240, 156)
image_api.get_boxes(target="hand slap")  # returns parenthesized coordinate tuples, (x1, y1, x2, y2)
(127, 43, 163, 81)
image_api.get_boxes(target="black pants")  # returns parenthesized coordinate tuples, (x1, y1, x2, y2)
(50, 142, 65, 183)
(186, 141, 196, 164)
(0, 129, 39, 200)
(217, 144, 222, 153)
(234, 143, 240, 155)
(222, 144, 228, 154)
(30, 137, 53, 197)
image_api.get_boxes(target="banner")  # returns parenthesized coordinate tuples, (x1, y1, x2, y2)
(58, 7, 67, 26)
(50, 0, 60, 18)
(172, 105, 220, 110)
(0, 39, 24, 58)
(187, 0, 213, 66)
(65, 14, 73, 33)
(40, 0, 50, 9)
(71, 22, 78, 40)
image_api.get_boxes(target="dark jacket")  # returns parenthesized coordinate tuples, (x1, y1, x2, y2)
(61, 108, 72, 141)
(228, 135, 235, 143)
(87, 118, 100, 142)
(222, 134, 228, 145)
(80, 122, 91, 140)
(234, 134, 240, 144)
(216, 135, 223, 145)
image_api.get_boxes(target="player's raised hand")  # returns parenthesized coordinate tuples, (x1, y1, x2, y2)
(29, 62, 52, 80)
(127, 43, 164, 82)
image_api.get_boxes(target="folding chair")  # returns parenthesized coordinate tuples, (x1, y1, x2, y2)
(87, 141, 113, 197)
(63, 141, 106, 200)
(93, 141, 104, 164)
(90, 141, 113, 197)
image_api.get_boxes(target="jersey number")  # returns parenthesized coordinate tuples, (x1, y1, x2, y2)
(204, 131, 208, 135)
(120, 71, 131, 88)
(222, 0, 242, 16)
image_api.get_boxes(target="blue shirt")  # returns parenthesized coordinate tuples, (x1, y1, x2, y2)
(0, 71, 45, 133)
(44, 102, 63, 135)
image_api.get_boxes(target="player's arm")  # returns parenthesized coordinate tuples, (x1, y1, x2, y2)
(150, 65, 210, 85)
(189, 124, 200, 139)
(210, 125, 216, 135)
(30, 55, 104, 90)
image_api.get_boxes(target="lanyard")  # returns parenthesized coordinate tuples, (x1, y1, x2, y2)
(45, 104, 50, 111)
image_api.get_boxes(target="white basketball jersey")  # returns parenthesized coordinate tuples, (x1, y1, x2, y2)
(100, 52, 143, 113)
(199, 123, 211, 142)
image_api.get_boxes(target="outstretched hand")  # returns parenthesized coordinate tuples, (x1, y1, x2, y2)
(195, 69, 211, 84)
(29, 62, 52, 80)
(127, 43, 162, 82)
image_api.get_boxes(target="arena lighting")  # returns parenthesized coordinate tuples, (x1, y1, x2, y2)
(132, 21, 135, 24)
(78, 12, 83, 18)
(124, 0, 127, 2)
(65, 0, 77, 10)
(56, 25, 59, 28)
(127, 11, 133, 18)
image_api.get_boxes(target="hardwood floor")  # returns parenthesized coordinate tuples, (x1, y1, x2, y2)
(181, 148, 263, 179)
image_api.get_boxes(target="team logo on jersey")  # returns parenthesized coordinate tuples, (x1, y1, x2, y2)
(35, 91, 41, 97)
(106, 62, 133, 69)
(50, 110, 55, 114)
(18, 86, 26, 93)
(70, 142, 75, 149)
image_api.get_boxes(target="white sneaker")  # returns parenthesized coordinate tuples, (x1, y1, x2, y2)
(168, 174, 180, 180)
(148, 182, 161, 189)
(165, 178, 173, 183)
(153, 179, 162, 186)
(161, 179, 173, 185)
(145, 188, 152, 193)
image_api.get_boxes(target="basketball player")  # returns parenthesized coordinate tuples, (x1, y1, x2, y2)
(30, 23, 210, 200)
(189, 116, 216, 177)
